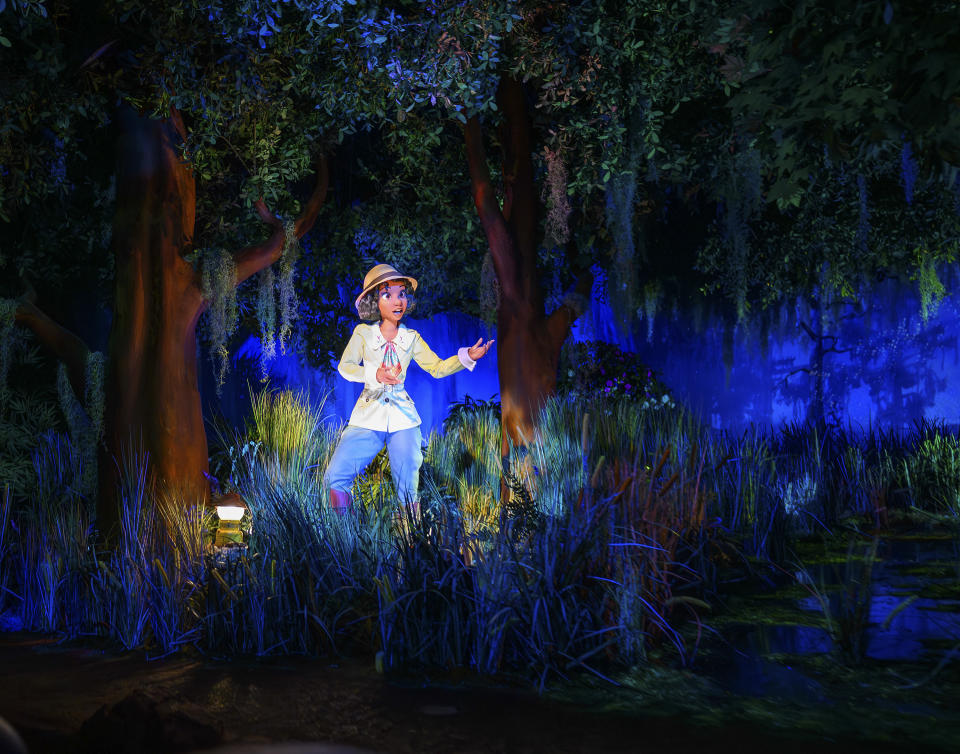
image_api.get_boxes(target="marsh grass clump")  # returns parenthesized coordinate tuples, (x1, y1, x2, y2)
(792, 536, 880, 666)
(703, 419, 960, 563)
(431, 396, 502, 488)
(222, 393, 393, 656)
(0, 486, 12, 626)
(6, 388, 960, 689)
(899, 428, 960, 517)
(0, 390, 723, 679)
(426, 396, 502, 535)
(9, 431, 92, 634)
(247, 386, 324, 469)
(147, 493, 214, 656)
(212, 464, 388, 656)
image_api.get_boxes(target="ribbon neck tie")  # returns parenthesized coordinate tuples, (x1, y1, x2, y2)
(381, 341, 400, 392)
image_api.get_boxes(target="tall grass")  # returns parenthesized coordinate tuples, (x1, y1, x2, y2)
(2, 390, 959, 686)
(248, 386, 321, 464)
(91, 448, 158, 649)
(147, 493, 212, 656)
(426, 396, 502, 536)
(900, 430, 960, 516)
(15, 431, 93, 634)
(793, 536, 880, 666)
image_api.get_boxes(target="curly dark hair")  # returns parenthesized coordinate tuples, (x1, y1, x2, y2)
(356, 279, 417, 322)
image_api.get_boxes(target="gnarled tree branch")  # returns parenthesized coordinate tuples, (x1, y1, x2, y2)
(233, 154, 330, 286)
(464, 114, 519, 301)
(14, 285, 90, 400)
(546, 268, 594, 354)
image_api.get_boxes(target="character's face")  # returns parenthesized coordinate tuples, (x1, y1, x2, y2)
(377, 281, 408, 326)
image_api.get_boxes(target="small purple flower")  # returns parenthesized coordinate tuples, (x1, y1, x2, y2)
(605, 380, 613, 387)
(625, 384, 632, 391)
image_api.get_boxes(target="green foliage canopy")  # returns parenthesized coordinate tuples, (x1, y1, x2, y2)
(713, 0, 960, 204)
(2, 0, 958, 370)
(695, 0, 960, 316)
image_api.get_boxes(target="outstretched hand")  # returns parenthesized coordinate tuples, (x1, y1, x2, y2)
(467, 338, 495, 361)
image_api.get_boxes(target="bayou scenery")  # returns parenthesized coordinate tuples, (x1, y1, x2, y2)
(2, 1, 960, 752)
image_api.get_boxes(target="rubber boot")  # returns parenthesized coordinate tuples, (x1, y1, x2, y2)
(330, 488, 351, 515)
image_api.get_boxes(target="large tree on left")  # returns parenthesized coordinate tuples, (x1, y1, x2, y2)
(1, 0, 400, 531)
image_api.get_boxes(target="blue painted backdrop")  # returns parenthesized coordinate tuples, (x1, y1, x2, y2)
(203, 271, 960, 435)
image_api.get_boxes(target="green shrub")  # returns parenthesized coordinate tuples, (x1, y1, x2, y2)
(557, 340, 675, 409)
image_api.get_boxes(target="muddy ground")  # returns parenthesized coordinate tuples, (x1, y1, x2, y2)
(1, 633, 953, 754)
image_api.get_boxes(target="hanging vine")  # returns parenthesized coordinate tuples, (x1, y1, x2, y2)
(541, 146, 571, 249)
(277, 218, 300, 355)
(247, 220, 300, 383)
(201, 249, 239, 392)
(900, 139, 917, 205)
(914, 250, 946, 324)
(704, 143, 764, 322)
(721, 319, 735, 388)
(604, 112, 644, 336)
(605, 157, 640, 323)
(641, 280, 662, 343)
(85, 351, 105, 442)
(256, 265, 277, 381)
(479, 251, 500, 327)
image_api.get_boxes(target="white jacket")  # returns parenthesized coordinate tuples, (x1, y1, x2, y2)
(337, 322, 476, 431)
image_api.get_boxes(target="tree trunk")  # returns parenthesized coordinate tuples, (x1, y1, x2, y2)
(464, 77, 592, 491)
(98, 108, 207, 531)
(17, 107, 328, 536)
(799, 307, 826, 428)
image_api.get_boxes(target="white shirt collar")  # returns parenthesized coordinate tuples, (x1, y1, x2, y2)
(369, 322, 411, 350)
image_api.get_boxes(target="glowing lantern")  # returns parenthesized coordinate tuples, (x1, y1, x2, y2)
(214, 494, 247, 547)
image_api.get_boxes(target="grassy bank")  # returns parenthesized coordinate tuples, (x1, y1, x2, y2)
(1, 390, 959, 687)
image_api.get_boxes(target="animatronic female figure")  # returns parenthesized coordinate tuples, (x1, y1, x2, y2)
(324, 263, 494, 513)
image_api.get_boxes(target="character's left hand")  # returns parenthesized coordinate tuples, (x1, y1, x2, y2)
(467, 338, 495, 361)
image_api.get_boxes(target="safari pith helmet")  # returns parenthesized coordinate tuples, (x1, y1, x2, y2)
(354, 263, 418, 313)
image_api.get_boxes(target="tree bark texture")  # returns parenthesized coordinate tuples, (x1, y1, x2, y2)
(464, 76, 592, 462)
(103, 107, 207, 529)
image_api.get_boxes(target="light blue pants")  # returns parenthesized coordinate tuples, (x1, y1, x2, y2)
(323, 425, 423, 505)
